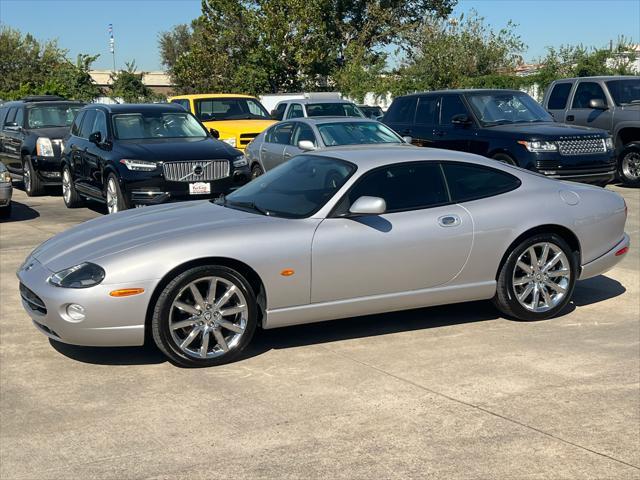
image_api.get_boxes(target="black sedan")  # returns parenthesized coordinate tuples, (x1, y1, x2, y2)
(61, 104, 251, 213)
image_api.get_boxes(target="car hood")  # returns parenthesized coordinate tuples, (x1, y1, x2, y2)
(486, 122, 608, 138)
(29, 201, 265, 272)
(201, 119, 276, 138)
(115, 137, 241, 161)
(25, 126, 70, 140)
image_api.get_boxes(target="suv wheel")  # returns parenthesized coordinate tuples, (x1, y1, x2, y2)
(105, 174, 128, 214)
(619, 143, 640, 187)
(251, 164, 264, 178)
(62, 165, 85, 208)
(23, 156, 44, 196)
(492, 153, 516, 165)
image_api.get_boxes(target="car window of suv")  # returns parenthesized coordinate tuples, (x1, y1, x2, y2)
(0, 108, 7, 127)
(78, 109, 97, 139)
(3, 108, 17, 127)
(383, 97, 417, 124)
(287, 104, 304, 119)
(71, 111, 85, 137)
(547, 83, 573, 109)
(335, 162, 449, 215)
(572, 82, 607, 109)
(440, 95, 469, 125)
(270, 122, 294, 144)
(415, 96, 438, 125)
(13, 108, 24, 128)
(291, 123, 316, 146)
(92, 110, 108, 139)
(442, 162, 521, 203)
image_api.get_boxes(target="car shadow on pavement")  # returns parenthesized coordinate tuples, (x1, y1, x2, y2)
(0, 201, 40, 222)
(571, 274, 626, 307)
(49, 340, 167, 366)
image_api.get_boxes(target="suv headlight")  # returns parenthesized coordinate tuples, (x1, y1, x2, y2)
(232, 155, 248, 168)
(222, 137, 237, 148)
(517, 140, 557, 152)
(0, 171, 10, 183)
(604, 137, 614, 151)
(36, 137, 54, 157)
(119, 159, 157, 171)
(49, 262, 105, 288)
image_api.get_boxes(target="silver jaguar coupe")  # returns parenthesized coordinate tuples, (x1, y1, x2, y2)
(18, 146, 629, 367)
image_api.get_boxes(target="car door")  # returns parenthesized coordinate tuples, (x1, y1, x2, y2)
(1, 108, 25, 173)
(84, 109, 109, 192)
(545, 81, 574, 121)
(282, 122, 317, 161)
(411, 95, 439, 147)
(0, 107, 11, 170)
(565, 81, 614, 131)
(261, 122, 292, 171)
(382, 96, 417, 140)
(73, 109, 96, 194)
(311, 161, 473, 303)
(434, 94, 474, 152)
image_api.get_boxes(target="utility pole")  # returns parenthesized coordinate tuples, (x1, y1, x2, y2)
(108, 23, 116, 73)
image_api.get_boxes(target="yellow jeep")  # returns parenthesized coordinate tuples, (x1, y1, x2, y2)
(168, 94, 276, 151)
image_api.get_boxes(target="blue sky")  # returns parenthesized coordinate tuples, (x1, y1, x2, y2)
(1, 0, 638, 71)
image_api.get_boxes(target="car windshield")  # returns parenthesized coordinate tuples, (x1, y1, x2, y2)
(318, 122, 403, 146)
(466, 92, 553, 126)
(222, 155, 356, 218)
(112, 112, 208, 140)
(606, 79, 640, 105)
(194, 98, 270, 121)
(306, 103, 364, 117)
(26, 104, 82, 128)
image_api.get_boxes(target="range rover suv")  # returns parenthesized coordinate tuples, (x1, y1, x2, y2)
(543, 76, 639, 186)
(0, 96, 84, 195)
(61, 103, 250, 214)
(383, 89, 616, 185)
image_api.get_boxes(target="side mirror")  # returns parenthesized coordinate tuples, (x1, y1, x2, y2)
(298, 140, 316, 151)
(451, 114, 472, 125)
(589, 98, 607, 110)
(349, 196, 386, 216)
(4, 122, 21, 131)
(89, 131, 102, 144)
(209, 128, 220, 139)
(402, 136, 413, 144)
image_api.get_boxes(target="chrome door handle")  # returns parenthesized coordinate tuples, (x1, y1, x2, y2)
(438, 215, 461, 227)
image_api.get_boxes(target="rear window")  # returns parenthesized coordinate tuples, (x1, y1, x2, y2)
(305, 103, 363, 117)
(547, 83, 573, 110)
(442, 162, 521, 202)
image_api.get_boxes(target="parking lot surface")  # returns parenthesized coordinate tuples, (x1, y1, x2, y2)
(1, 186, 638, 479)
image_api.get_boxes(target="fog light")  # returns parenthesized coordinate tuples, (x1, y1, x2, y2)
(66, 304, 85, 321)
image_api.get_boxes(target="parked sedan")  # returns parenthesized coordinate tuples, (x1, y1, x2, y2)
(18, 146, 629, 367)
(245, 117, 407, 177)
(61, 103, 251, 213)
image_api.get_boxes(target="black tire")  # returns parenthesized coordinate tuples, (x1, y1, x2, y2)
(151, 265, 258, 367)
(618, 144, 640, 187)
(492, 153, 517, 165)
(251, 163, 264, 179)
(105, 173, 129, 214)
(61, 165, 85, 208)
(493, 233, 578, 321)
(0, 203, 11, 219)
(22, 156, 44, 196)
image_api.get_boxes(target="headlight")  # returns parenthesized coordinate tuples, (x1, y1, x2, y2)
(222, 137, 237, 148)
(119, 159, 158, 171)
(604, 137, 614, 150)
(517, 140, 557, 152)
(232, 155, 248, 168)
(0, 171, 10, 183)
(49, 262, 105, 288)
(36, 137, 54, 157)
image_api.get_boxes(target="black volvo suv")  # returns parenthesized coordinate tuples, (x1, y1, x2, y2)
(0, 96, 84, 195)
(383, 89, 616, 185)
(61, 103, 250, 214)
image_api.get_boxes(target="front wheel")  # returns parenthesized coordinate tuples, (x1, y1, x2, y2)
(23, 156, 44, 196)
(151, 265, 258, 367)
(62, 165, 85, 208)
(618, 144, 640, 187)
(105, 173, 129, 214)
(251, 164, 264, 179)
(493, 233, 577, 321)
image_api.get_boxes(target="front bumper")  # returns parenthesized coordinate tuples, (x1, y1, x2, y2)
(31, 155, 63, 185)
(0, 183, 12, 206)
(17, 259, 154, 347)
(531, 150, 617, 185)
(579, 233, 630, 280)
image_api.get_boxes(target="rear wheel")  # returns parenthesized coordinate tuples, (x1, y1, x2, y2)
(23, 156, 44, 196)
(106, 174, 128, 214)
(151, 265, 258, 367)
(493, 233, 577, 321)
(251, 164, 264, 179)
(618, 144, 640, 187)
(62, 165, 85, 208)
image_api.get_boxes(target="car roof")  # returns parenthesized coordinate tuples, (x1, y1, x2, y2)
(169, 94, 258, 100)
(2, 99, 84, 108)
(551, 75, 640, 82)
(287, 117, 379, 125)
(398, 89, 524, 98)
(88, 103, 186, 114)
(282, 99, 356, 105)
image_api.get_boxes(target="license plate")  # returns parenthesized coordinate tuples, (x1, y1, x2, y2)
(189, 182, 211, 195)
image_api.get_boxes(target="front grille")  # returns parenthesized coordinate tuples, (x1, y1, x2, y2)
(557, 137, 606, 156)
(163, 160, 230, 182)
(239, 133, 259, 147)
(19, 283, 47, 315)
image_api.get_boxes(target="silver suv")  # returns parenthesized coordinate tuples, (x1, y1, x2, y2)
(543, 76, 640, 186)
(271, 99, 365, 121)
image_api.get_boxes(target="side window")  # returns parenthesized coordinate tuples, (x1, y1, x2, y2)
(440, 95, 469, 125)
(78, 109, 97, 139)
(13, 108, 24, 127)
(0, 108, 8, 127)
(384, 97, 417, 124)
(71, 111, 85, 137)
(291, 123, 316, 146)
(270, 123, 294, 144)
(547, 83, 573, 110)
(442, 162, 520, 203)
(572, 82, 607, 109)
(92, 110, 108, 139)
(415, 96, 438, 125)
(339, 162, 449, 214)
(272, 103, 286, 120)
(4, 108, 17, 127)
(170, 99, 190, 111)
(287, 103, 304, 119)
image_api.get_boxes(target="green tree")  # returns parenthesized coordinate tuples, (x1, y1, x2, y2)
(110, 61, 157, 103)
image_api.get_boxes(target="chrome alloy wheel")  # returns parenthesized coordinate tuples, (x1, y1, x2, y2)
(169, 276, 248, 359)
(622, 151, 640, 181)
(23, 162, 31, 192)
(62, 169, 71, 204)
(106, 177, 119, 214)
(512, 242, 570, 313)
